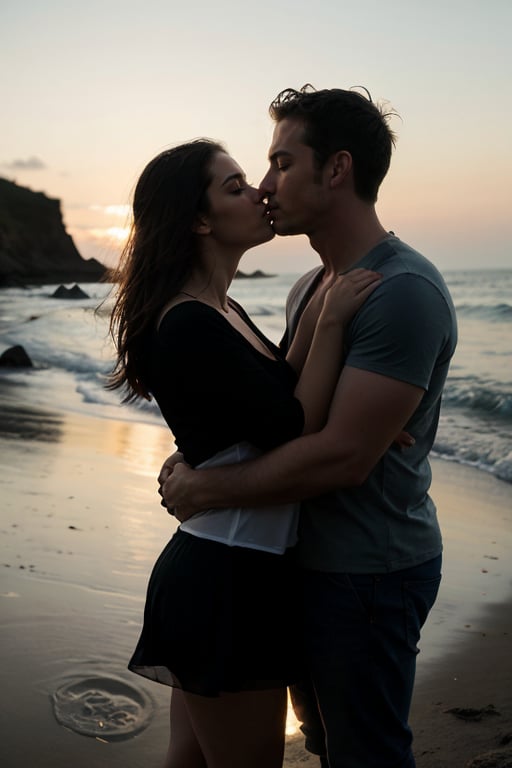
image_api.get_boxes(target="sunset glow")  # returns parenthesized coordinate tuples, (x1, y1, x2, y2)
(2, 0, 510, 273)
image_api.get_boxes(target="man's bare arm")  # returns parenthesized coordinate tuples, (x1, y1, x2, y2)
(162, 366, 424, 515)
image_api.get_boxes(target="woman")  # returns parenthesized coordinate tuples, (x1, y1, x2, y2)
(108, 139, 381, 768)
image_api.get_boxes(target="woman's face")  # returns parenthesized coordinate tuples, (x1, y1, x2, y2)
(202, 152, 274, 251)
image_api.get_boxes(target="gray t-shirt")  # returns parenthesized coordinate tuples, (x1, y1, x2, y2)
(285, 236, 457, 573)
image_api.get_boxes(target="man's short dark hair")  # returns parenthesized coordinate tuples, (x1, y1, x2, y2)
(269, 85, 397, 203)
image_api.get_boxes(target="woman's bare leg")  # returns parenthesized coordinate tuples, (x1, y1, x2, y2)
(182, 687, 287, 768)
(162, 689, 207, 768)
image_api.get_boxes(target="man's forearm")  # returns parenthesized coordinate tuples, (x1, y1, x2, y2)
(168, 368, 424, 515)
(190, 429, 362, 509)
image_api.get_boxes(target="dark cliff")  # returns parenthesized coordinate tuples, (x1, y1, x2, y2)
(0, 178, 107, 287)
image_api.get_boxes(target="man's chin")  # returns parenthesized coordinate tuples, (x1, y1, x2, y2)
(271, 222, 298, 236)
(271, 218, 292, 236)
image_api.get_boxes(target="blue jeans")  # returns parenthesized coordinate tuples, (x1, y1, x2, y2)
(291, 555, 442, 768)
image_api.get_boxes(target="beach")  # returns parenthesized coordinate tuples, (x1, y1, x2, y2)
(1, 382, 512, 768)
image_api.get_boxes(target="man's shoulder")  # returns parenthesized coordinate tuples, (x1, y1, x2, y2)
(376, 237, 446, 284)
(367, 237, 453, 307)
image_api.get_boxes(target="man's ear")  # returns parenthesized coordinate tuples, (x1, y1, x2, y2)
(328, 150, 352, 189)
(193, 216, 211, 235)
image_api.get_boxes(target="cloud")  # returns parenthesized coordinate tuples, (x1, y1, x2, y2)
(2, 156, 47, 170)
(89, 204, 131, 218)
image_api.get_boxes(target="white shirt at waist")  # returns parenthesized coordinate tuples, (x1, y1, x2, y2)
(179, 442, 299, 554)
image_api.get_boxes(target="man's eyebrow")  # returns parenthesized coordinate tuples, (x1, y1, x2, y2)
(221, 172, 245, 187)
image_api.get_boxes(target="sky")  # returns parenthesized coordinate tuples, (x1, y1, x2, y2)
(2, 0, 511, 274)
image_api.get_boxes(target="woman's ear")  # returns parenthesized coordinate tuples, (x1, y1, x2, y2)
(193, 216, 212, 235)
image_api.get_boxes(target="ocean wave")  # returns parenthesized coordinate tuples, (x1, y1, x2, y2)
(242, 304, 281, 317)
(432, 445, 512, 485)
(443, 378, 512, 419)
(454, 302, 512, 321)
(2, 273, 511, 487)
(0, 306, 114, 376)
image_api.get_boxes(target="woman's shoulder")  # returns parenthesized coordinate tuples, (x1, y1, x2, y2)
(155, 301, 233, 355)
(157, 299, 222, 331)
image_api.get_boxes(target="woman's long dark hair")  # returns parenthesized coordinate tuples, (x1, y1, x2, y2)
(107, 139, 224, 402)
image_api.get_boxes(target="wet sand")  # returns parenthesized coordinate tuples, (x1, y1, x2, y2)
(1, 387, 511, 767)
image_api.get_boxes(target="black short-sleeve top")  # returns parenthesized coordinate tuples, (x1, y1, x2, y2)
(143, 299, 305, 467)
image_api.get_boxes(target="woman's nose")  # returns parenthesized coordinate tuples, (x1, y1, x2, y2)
(259, 170, 273, 195)
(249, 186, 265, 204)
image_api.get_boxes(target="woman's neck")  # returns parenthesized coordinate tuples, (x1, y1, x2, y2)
(178, 287, 229, 313)
(180, 259, 238, 314)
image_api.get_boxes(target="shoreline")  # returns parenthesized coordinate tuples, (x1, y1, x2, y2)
(1, 394, 511, 767)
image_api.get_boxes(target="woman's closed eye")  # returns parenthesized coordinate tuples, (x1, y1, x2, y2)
(231, 180, 253, 195)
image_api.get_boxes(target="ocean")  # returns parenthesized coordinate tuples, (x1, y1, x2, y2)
(0, 268, 511, 484)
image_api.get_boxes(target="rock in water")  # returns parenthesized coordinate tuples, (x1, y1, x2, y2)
(51, 284, 90, 299)
(0, 345, 33, 367)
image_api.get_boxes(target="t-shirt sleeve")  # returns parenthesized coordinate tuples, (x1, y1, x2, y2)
(152, 303, 304, 455)
(345, 273, 454, 390)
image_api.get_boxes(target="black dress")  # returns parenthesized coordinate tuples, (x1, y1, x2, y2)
(128, 299, 305, 696)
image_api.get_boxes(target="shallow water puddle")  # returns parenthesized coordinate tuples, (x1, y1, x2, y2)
(51, 675, 154, 740)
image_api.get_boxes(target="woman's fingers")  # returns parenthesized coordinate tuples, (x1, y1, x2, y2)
(337, 268, 383, 293)
(328, 270, 382, 304)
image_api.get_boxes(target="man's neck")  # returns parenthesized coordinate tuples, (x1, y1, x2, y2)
(309, 205, 390, 276)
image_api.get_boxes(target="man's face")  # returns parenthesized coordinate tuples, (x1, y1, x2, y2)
(260, 117, 329, 237)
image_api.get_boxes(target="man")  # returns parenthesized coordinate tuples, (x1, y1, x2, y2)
(159, 86, 457, 767)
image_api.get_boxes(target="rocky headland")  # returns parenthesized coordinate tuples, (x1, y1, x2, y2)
(0, 178, 107, 287)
